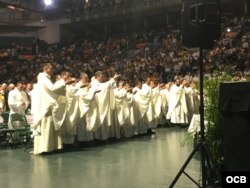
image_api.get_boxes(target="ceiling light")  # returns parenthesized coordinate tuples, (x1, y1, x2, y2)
(44, 0, 52, 6)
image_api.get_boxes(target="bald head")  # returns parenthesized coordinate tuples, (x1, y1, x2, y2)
(95, 71, 105, 83)
(8, 83, 15, 90)
(80, 72, 89, 83)
(43, 63, 53, 76)
(0, 83, 7, 90)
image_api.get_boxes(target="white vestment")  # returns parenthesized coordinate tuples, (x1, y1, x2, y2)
(114, 88, 129, 126)
(61, 85, 78, 144)
(32, 72, 66, 154)
(91, 79, 117, 140)
(142, 84, 154, 127)
(114, 88, 134, 138)
(77, 85, 97, 142)
(8, 88, 29, 128)
(30, 84, 38, 116)
(185, 87, 200, 122)
(123, 92, 135, 138)
(149, 87, 162, 128)
(159, 89, 170, 125)
(166, 84, 188, 124)
(132, 86, 150, 135)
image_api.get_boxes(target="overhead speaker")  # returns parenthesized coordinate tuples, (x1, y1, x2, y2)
(181, 0, 221, 49)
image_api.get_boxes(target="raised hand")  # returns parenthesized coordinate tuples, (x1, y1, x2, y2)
(113, 73, 122, 80)
(94, 90, 101, 94)
(66, 78, 76, 85)
(80, 82, 90, 88)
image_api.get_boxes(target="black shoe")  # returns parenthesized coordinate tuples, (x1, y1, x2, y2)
(165, 119, 173, 127)
(147, 129, 156, 135)
(180, 124, 189, 128)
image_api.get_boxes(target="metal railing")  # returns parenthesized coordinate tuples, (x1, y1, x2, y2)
(0, 0, 43, 11)
(71, 0, 177, 21)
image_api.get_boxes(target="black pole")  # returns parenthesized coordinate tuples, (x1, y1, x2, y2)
(199, 46, 206, 188)
(169, 47, 207, 188)
(169, 45, 222, 187)
(169, 143, 202, 188)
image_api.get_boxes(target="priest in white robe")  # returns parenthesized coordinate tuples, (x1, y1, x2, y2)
(149, 79, 163, 128)
(91, 71, 120, 140)
(60, 76, 79, 144)
(76, 73, 99, 142)
(133, 80, 150, 135)
(114, 81, 134, 138)
(32, 63, 71, 154)
(166, 78, 189, 125)
(159, 82, 171, 125)
(125, 88, 136, 137)
(142, 76, 156, 133)
(185, 81, 200, 121)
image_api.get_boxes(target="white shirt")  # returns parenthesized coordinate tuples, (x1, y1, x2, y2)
(8, 87, 29, 115)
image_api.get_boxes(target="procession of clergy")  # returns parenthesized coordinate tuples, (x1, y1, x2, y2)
(5, 63, 200, 154)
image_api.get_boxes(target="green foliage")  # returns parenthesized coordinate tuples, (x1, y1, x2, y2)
(183, 70, 250, 164)
(181, 131, 195, 147)
(204, 72, 232, 163)
(183, 71, 233, 163)
(245, 76, 250, 81)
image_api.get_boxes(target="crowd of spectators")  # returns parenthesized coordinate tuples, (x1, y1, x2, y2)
(1, 16, 250, 88)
